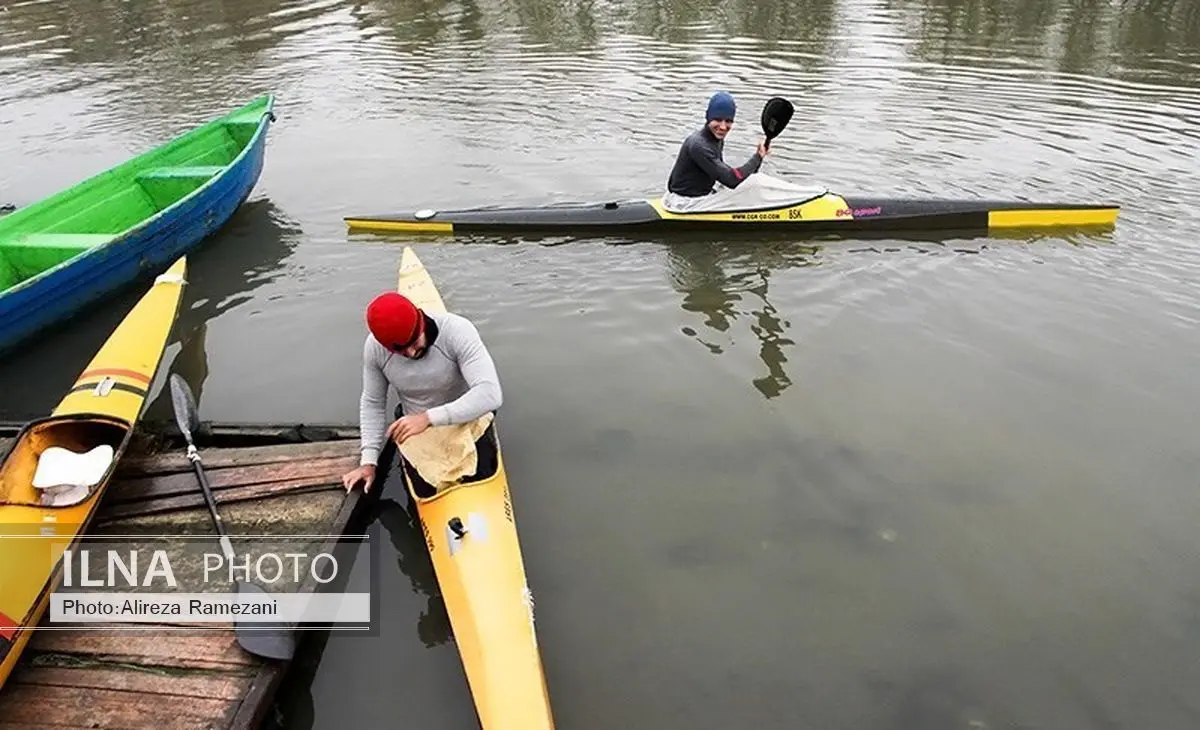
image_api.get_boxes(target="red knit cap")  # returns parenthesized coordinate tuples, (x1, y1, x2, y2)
(366, 292, 422, 350)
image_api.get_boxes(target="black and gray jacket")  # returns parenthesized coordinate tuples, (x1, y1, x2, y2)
(666, 127, 763, 197)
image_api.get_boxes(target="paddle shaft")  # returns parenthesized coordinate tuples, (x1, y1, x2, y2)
(187, 449, 235, 561)
(166, 375, 296, 661)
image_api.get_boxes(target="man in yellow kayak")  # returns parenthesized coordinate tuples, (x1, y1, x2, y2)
(341, 291, 503, 496)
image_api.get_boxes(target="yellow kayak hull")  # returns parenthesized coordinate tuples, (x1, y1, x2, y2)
(395, 247, 554, 730)
(0, 257, 188, 689)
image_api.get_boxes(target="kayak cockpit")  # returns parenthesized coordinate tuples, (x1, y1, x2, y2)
(0, 416, 129, 508)
(401, 422, 502, 499)
(660, 173, 829, 214)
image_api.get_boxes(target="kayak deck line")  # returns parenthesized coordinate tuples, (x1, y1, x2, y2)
(345, 190, 1120, 237)
(0, 430, 373, 730)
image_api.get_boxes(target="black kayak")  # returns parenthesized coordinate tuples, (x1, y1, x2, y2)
(344, 189, 1120, 237)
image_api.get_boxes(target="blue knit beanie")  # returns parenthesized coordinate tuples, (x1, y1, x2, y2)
(706, 91, 737, 121)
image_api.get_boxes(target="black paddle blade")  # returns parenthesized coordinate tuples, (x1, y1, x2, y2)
(761, 97, 795, 145)
(235, 581, 296, 660)
(168, 373, 201, 444)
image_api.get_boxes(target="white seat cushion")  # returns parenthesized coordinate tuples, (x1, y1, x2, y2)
(33, 445, 115, 506)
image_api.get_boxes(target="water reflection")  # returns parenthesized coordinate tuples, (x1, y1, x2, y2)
(266, 627, 331, 730)
(338, 441, 453, 649)
(362, 0, 457, 45)
(354, 0, 841, 52)
(503, 0, 601, 48)
(370, 494, 453, 647)
(0, 0, 312, 66)
(5, 0, 1198, 91)
(0, 0, 848, 59)
(144, 199, 303, 422)
(0, 198, 299, 421)
(267, 448, 453, 730)
(665, 240, 817, 399)
(457, 0, 486, 42)
(0, 0, 302, 135)
(5, 0, 1200, 726)
(895, 0, 1200, 82)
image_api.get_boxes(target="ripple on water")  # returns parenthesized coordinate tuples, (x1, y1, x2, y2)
(5, 1, 1200, 727)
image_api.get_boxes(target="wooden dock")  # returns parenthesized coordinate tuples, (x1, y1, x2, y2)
(0, 424, 372, 730)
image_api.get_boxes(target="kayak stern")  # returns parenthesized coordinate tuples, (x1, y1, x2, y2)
(406, 448, 555, 730)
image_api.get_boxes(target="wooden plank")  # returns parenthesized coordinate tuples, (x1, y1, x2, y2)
(28, 631, 258, 671)
(109, 455, 358, 504)
(0, 437, 375, 729)
(228, 664, 286, 730)
(0, 725, 103, 730)
(0, 422, 26, 436)
(98, 476, 342, 521)
(195, 422, 359, 444)
(1, 419, 357, 438)
(226, 467, 375, 730)
(9, 666, 250, 701)
(0, 683, 235, 729)
(118, 440, 360, 476)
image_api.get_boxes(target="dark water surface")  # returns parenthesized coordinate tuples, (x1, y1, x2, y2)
(3, 0, 1200, 727)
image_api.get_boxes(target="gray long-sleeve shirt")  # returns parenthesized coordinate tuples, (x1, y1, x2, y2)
(666, 126, 763, 197)
(358, 310, 503, 466)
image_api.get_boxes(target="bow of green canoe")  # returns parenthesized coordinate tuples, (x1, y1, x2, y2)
(0, 95, 273, 295)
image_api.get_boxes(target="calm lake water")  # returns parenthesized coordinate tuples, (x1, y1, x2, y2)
(3, 0, 1200, 727)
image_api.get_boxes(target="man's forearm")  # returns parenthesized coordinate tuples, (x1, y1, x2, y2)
(426, 381, 503, 426)
(359, 344, 390, 466)
(360, 394, 388, 466)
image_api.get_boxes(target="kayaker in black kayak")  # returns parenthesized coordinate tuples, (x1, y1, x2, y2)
(666, 91, 770, 198)
(341, 291, 502, 496)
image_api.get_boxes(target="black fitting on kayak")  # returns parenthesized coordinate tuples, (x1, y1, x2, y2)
(449, 516, 467, 538)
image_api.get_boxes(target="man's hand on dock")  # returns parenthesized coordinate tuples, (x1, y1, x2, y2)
(342, 464, 377, 494)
